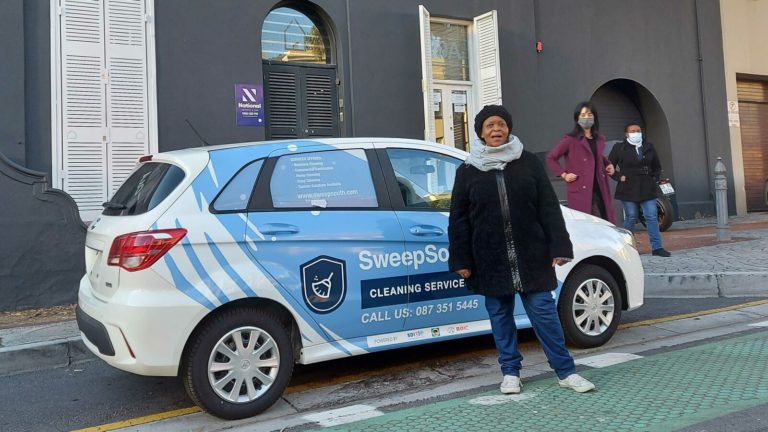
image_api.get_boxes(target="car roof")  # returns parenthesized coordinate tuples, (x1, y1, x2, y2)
(163, 137, 459, 157)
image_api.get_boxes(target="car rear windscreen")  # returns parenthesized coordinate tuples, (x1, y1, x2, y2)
(102, 162, 185, 216)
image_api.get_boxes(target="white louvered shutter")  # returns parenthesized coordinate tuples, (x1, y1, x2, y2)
(105, 0, 150, 196)
(60, 0, 108, 218)
(474, 10, 502, 107)
(418, 5, 436, 142)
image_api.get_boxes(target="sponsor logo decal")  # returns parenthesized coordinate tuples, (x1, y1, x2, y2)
(301, 256, 347, 314)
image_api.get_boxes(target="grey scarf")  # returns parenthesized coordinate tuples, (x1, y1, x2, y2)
(465, 135, 524, 171)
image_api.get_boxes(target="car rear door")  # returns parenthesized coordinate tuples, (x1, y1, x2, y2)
(245, 143, 409, 343)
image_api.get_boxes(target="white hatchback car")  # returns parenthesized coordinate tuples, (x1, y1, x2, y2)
(77, 138, 643, 419)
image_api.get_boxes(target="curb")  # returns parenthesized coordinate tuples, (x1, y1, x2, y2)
(0, 336, 92, 376)
(645, 273, 768, 298)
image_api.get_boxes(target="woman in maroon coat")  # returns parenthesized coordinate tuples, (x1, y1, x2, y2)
(546, 101, 616, 224)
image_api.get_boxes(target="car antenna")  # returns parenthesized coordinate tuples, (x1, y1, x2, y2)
(185, 118, 211, 147)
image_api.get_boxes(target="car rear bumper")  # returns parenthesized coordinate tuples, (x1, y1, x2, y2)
(77, 274, 207, 376)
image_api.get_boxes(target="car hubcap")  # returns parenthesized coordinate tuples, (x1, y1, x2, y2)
(208, 326, 280, 403)
(572, 278, 615, 336)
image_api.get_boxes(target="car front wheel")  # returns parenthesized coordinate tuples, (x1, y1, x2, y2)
(182, 307, 294, 420)
(558, 264, 622, 348)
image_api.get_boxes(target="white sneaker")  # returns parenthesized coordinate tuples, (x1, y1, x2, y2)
(558, 373, 595, 393)
(500, 375, 521, 394)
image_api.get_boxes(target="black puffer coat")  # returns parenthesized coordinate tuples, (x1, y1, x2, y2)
(607, 140, 662, 202)
(448, 151, 573, 296)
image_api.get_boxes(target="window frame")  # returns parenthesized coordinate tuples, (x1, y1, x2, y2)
(377, 147, 464, 212)
(209, 158, 267, 214)
(261, 4, 334, 66)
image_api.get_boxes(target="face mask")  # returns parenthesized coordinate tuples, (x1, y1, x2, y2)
(578, 117, 594, 129)
(627, 132, 642, 145)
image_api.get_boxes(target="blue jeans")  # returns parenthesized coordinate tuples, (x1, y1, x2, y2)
(622, 199, 663, 250)
(484, 291, 576, 379)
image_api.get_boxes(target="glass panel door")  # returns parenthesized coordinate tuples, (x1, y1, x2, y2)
(433, 84, 470, 151)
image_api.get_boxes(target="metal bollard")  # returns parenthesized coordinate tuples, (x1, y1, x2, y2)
(714, 157, 731, 241)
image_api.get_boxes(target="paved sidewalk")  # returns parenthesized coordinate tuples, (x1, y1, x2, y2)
(304, 329, 768, 432)
(1, 213, 767, 378)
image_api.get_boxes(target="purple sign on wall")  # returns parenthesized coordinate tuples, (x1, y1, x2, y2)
(235, 84, 265, 127)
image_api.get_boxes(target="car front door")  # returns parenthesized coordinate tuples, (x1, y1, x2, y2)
(245, 144, 408, 345)
(378, 144, 526, 337)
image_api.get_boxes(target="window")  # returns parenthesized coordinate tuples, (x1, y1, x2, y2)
(213, 160, 264, 212)
(270, 149, 378, 208)
(262, 7, 329, 64)
(431, 22, 470, 81)
(103, 163, 185, 216)
(387, 149, 463, 210)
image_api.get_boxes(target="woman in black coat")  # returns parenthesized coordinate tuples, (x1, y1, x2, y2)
(448, 105, 595, 394)
(607, 123, 671, 257)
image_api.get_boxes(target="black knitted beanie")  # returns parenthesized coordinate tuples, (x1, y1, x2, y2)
(473, 105, 513, 139)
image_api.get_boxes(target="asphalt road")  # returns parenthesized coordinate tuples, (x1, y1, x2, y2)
(0, 297, 763, 432)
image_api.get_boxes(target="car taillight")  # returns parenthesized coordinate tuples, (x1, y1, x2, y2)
(107, 228, 187, 271)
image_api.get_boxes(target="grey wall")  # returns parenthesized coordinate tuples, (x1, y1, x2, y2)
(22, 0, 52, 176)
(532, 0, 728, 217)
(0, 0, 26, 165)
(153, 0, 351, 151)
(0, 153, 85, 311)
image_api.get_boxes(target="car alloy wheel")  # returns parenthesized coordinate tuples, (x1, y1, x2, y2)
(207, 326, 280, 403)
(558, 264, 622, 348)
(182, 307, 294, 419)
(572, 278, 615, 336)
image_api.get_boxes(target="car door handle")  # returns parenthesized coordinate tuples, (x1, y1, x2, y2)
(409, 225, 444, 236)
(258, 223, 300, 235)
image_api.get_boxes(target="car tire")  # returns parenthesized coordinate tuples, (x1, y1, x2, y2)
(558, 264, 622, 349)
(182, 307, 294, 420)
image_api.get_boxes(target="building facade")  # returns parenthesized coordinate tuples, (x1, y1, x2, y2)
(0, 0, 734, 310)
(720, 0, 768, 214)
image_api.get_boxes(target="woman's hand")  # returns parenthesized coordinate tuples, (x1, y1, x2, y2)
(605, 164, 615, 175)
(620, 175, 626, 182)
(561, 172, 578, 183)
(456, 269, 471, 279)
(552, 258, 571, 267)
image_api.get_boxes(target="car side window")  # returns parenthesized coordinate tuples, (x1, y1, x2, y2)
(213, 160, 264, 212)
(386, 148, 462, 210)
(270, 149, 378, 208)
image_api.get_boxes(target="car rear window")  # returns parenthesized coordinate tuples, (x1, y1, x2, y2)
(102, 162, 185, 216)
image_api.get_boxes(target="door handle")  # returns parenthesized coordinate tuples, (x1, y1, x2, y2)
(258, 223, 300, 235)
(409, 225, 444, 236)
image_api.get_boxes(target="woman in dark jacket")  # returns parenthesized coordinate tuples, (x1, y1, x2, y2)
(608, 123, 671, 257)
(448, 105, 595, 395)
(546, 101, 616, 223)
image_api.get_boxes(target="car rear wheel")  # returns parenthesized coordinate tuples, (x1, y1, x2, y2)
(182, 307, 294, 420)
(558, 264, 622, 348)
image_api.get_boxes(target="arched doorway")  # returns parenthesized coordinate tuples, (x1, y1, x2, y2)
(262, 3, 339, 139)
(591, 80, 673, 181)
(591, 79, 674, 220)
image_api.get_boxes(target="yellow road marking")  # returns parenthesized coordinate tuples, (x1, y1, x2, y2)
(72, 299, 768, 431)
(618, 299, 768, 330)
(70, 407, 200, 432)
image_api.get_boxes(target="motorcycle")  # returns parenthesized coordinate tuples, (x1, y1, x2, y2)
(638, 178, 676, 232)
